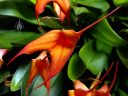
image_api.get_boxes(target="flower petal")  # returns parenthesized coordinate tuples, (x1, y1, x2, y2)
(49, 43, 74, 76)
(74, 80, 88, 91)
(27, 59, 38, 86)
(0, 49, 8, 68)
(75, 89, 90, 96)
(53, 0, 70, 22)
(68, 90, 75, 96)
(35, 0, 50, 21)
(28, 51, 50, 95)
(53, 2, 65, 22)
(7, 30, 60, 65)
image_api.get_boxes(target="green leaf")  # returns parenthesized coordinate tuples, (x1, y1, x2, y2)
(0, 69, 10, 83)
(73, 6, 93, 16)
(79, 40, 109, 75)
(30, 0, 36, 4)
(116, 45, 128, 68)
(91, 18, 127, 47)
(11, 64, 29, 91)
(50, 73, 63, 96)
(113, 0, 128, 6)
(96, 40, 112, 55)
(71, 0, 109, 12)
(30, 76, 47, 96)
(31, 73, 64, 96)
(21, 64, 31, 96)
(41, 17, 64, 29)
(68, 53, 86, 81)
(0, 30, 40, 48)
(0, 1, 37, 25)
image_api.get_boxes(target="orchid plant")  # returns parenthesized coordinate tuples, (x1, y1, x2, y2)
(0, 0, 128, 96)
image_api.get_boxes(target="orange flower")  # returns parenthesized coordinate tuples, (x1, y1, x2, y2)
(68, 62, 119, 96)
(35, 0, 70, 25)
(68, 80, 110, 96)
(8, 7, 120, 95)
(0, 49, 8, 68)
(9, 29, 81, 95)
(28, 51, 51, 95)
(53, 0, 70, 22)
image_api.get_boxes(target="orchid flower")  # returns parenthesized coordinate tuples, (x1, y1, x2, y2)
(53, 0, 70, 22)
(0, 49, 8, 68)
(68, 80, 110, 96)
(8, 7, 120, 95)
(35, 0, 70, 25)
(68, 62, 119, 96)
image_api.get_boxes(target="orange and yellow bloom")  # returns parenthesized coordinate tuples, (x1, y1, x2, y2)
(35, 0, 70, 24)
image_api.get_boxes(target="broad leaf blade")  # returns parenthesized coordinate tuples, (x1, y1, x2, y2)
(21, 63, 31, 96)
(79, 40, 110, 75)
(0, 1, 37, 24)
(68, 53, 86, 81)
(11, 64, 29, 91)
(73, 7, 93, 16)
(31, 73, 64, 96)
(71, 0, 109, 12)
(41, 17, 64, 29)
(113, 0, 128, 6)
(0, 30, 40, 48)
(91, 18, 127, 47)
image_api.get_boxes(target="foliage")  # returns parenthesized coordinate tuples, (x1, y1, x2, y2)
(0, 0, 128, 96)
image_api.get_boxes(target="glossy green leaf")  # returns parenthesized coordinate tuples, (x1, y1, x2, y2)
(96, 40, 112, 55)
(50, 73, 63, 96)
(71, 0, 109, 12)
(0, 69, 10, 83)
(116, 45, 128, 68)
(0, 1, 37, 25)
(41, 17, 64, 29)
(79, 40, 109, 75)
(31, 73, 64, 96)
(73, 7, 93, 16)
(30, 0, 36, 4)
(11, 64, 29, 91)
(30, 76, 46, 96)
(0, 30, 40, 48)
(113, 0, 128, 6)
(91, 18, 127, 47)
(68, 53, 86, 81)
(21, 64, 31, 96)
